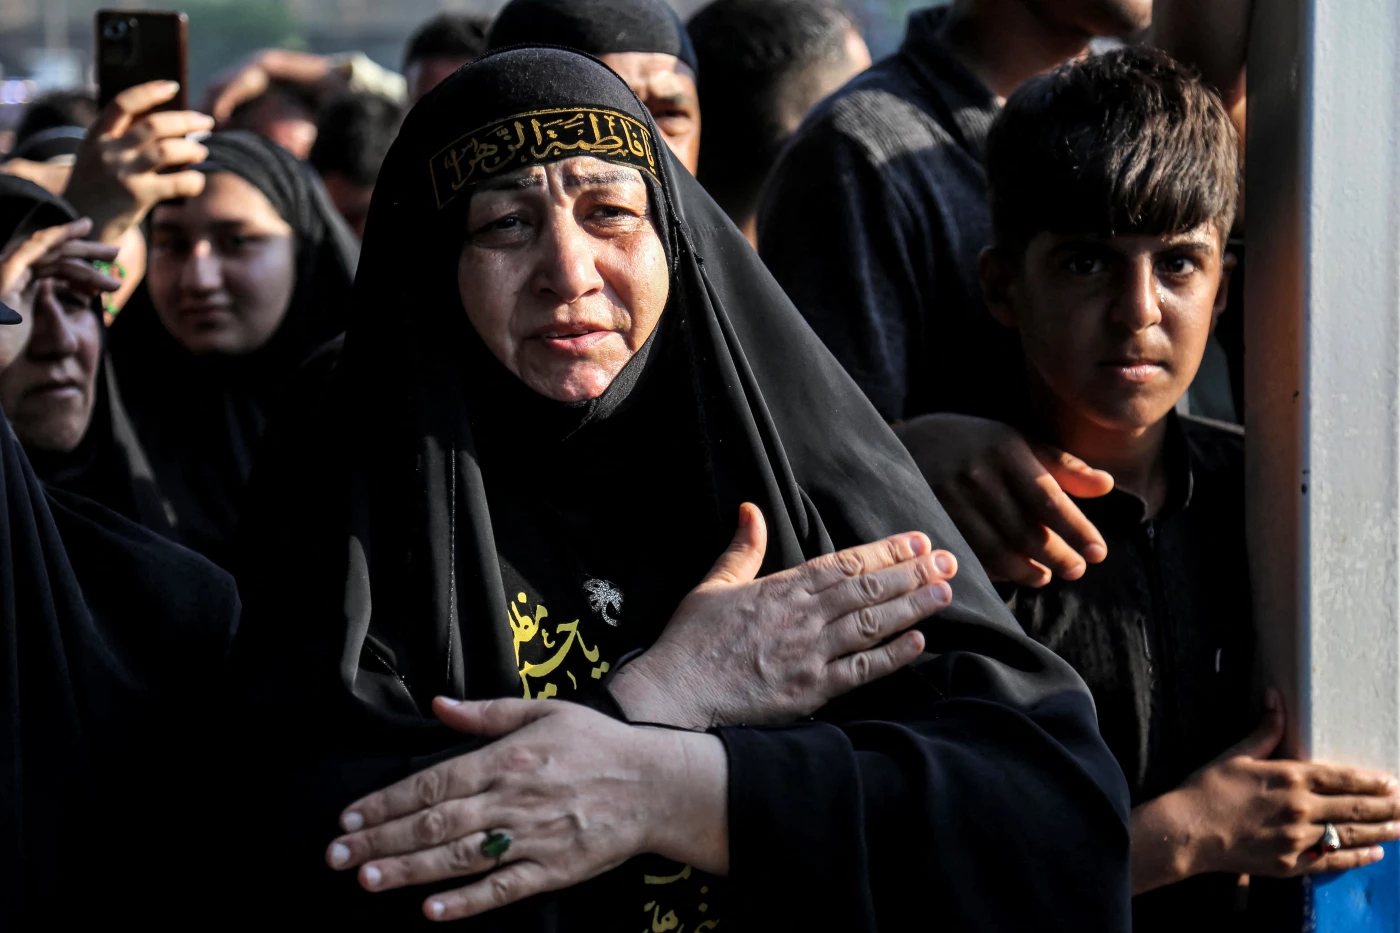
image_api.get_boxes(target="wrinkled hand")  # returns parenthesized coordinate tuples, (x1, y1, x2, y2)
(0, 218, 121, 312)
(1171, 690, 1400, 880)
(895, 413, 1113, 587)
(326, 698, 727, 922)
(608, 503, 956, 730)
(63, 81, 212, 245)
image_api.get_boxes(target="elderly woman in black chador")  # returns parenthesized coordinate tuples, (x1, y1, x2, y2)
(0, 177, 175, 535)
(228, 47, 1130, 930)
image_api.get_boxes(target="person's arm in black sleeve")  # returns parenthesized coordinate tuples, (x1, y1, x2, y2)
(718, 644, 1132, 931)
(757, 125, 923, 423)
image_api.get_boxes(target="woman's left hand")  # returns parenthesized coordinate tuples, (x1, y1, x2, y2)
(325, 697, 729, 922)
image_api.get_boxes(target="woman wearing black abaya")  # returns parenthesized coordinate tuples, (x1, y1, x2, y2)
(228, 48, 1129, 930)
(0, 176, 176, 534)
(0, 277, 240, 923)
(110, 131, 357, 564)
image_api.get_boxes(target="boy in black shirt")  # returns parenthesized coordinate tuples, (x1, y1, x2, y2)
(975, 47, 1400, 930)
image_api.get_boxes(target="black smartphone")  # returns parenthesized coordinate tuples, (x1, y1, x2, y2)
(95, 10, 189, 111)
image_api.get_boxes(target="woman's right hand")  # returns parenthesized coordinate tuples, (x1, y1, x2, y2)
(607, 503, 957, 730)
(0, 218, 121, 311)
(63, 81, 213, 245)
(0, 218, 121, 368)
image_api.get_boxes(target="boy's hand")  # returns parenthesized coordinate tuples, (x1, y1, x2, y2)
(894, 413, 1112, 587)
(1133, 689, 1400, 893)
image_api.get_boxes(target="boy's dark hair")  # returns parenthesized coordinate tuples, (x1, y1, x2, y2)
(688, 0, 855, 222)
(309, 93, 404, 188)
(403, 14, 490, 69)
(14, 90, 98, 144)
(986, 47, 1239, 253)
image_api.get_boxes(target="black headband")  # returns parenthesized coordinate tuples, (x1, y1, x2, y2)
(431, 105, 658, 209)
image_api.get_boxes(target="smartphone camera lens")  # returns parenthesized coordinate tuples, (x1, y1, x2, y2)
(102, 18, 132, 40)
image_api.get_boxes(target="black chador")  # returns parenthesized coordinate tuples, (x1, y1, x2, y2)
(0, 398, 239, 925)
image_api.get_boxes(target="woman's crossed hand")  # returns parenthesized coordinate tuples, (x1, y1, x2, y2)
(608, 502, 957, 729)
(326, 698, 727, 922)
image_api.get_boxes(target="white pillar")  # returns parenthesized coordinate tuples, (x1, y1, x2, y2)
(1246, 0, 1400, 925)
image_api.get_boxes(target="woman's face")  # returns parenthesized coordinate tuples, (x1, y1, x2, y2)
(0, 278, 101, 452)
(458, 156, 670, 402)
(148, 172, 296, 356)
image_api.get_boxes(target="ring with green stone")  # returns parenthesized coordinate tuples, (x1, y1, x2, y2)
(481, 830, 512, 867)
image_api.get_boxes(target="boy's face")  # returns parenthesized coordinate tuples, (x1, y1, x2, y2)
(982, 224, 1231, 432)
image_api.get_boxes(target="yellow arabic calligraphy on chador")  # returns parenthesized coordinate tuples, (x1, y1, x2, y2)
(641, 866, 718, 931)
(509, 592, 611, 699)
(430, 107, 658, 209)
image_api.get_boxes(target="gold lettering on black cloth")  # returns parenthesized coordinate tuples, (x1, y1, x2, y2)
(430, 107, 657, 209)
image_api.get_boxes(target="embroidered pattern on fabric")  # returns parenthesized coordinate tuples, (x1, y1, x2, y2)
(583, 577, 624, 627)
(429, 107, 657, 209)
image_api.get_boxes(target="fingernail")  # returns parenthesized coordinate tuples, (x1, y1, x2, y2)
(438, 696, 462, 706)
(1084, 544, 1107, 563)
(934, 552, 955, 575)
(1266, 692, 1281, 712)
(930, 581, 952, 608)
(908, 534, 930, 556)
(342, 811, 364, 832)
(1372, 846, 1386, 860)
(364, 865, 382, 888)
(1386, 822, 1400, 836)
(330, 843, 351, 867)
(429, 900, 446, 920)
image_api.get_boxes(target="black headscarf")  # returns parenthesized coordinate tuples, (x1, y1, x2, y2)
(0, 397, 240, 924)
(227, 48, 1129, 930)
(488, 0, 698, 73)
(108, 131, 358, 565)
(0, 176, 176, 534)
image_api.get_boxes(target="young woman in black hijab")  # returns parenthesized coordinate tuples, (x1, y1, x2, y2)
(488, 0, 703, 174)
(0, 176, 175, 534)
(109, 130, 358, 564)
(228, 47, 1130, 930)
(0, 294, 239, 923)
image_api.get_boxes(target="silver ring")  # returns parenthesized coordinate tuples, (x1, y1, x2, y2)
(1317, 822, 1342, 854)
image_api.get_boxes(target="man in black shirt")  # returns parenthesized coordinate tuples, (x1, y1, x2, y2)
(687, 0, 871, 246)
(973, 48, 1400, 929)
(756, 0, 1150, 423)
